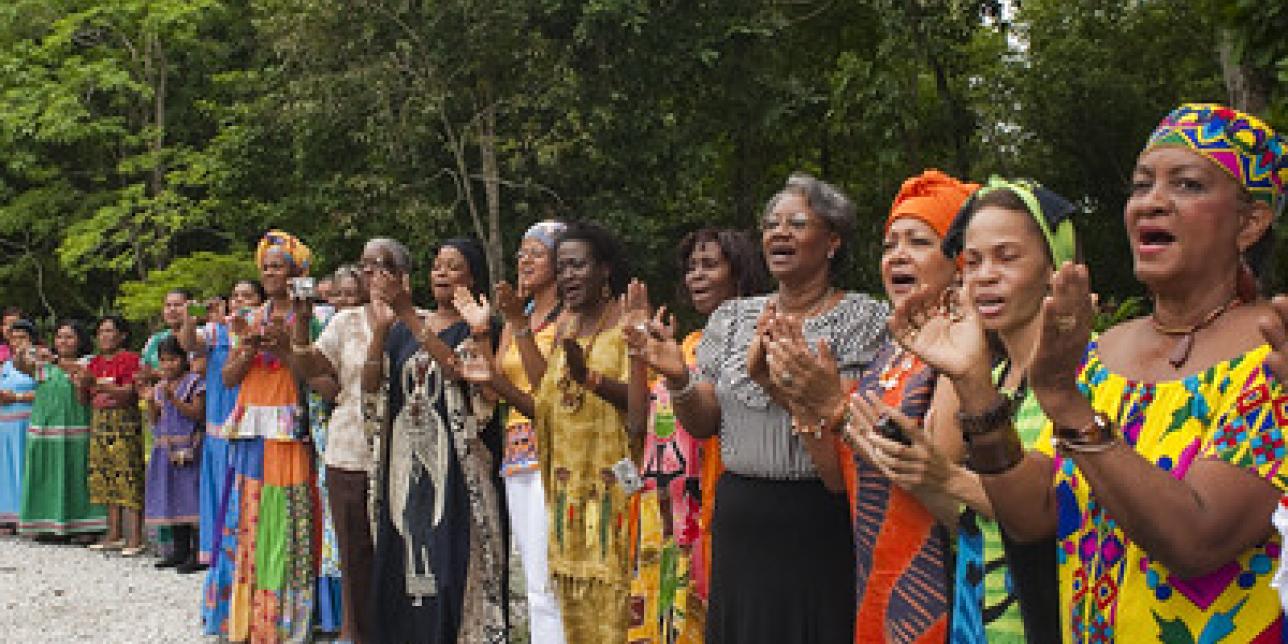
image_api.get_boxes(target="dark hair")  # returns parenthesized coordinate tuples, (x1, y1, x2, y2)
(2, 306, 23, 320)
(677, 228, 772, 303)
(234, 279, 268, 304)
(165, 288, 190, 301)
(54, 320, 91, 356)
(95, 315, 130, 342)
(9, 319, 36, 340)
(156, 335, 190, 372)
(955, 188, 1085, 267)
(555, 221, 629, 296)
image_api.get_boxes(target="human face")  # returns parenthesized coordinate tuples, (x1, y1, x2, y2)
(53, 326, 80, 359)
(161, 292, 186, 328)
(760, 192, 839, 284)
(230, 282, 263, 310)
(685, 240, 738, 316)
(206, 298, 227, 324)
(158, 352, 184, 380)
(516, 238, 555, 294)
(316, 279, 335, 305)
(1125, 146, 1268, 291)
(556, 240, 609, 311)
(8, 329, 30, 354)
(258, 249, 295, 298)
(333, 275, 364, 309)
(882, 217, 955, 309)
(96, 319, 125, 353)
(359, 242, 401, 281)
(1, 314, 17, 343)
(431, 246, 474, 305)
(961, 206, 1052, 334)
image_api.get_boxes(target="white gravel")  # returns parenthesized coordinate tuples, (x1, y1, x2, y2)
(0, 535, 204, 642)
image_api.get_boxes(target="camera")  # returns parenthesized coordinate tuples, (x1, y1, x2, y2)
(289, 276, 316, 301)
(611, 457, 644, 495)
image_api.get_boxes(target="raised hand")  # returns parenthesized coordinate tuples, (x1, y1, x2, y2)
(563, 338, 588, 385)
(453, 286, 493, 332)
(849, 391, 951, 493)
(888, 283, 987, 383)
(370, 268, 413, 316)
(1028, 263, 1095, 416)
(1259, 295, 1288, 385)
(747, 300, 778, 390)
(765, 316, 845, 426)
(624, 279, 651, 331)
(494, 281, 528, 325)
(625, 305, 687, 382)
(370, 299, 397, 334)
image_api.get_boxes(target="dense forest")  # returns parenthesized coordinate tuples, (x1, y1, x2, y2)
(0, 0, 1285, 331)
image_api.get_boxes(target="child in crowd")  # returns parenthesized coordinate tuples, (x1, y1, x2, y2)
(142, 336, 205, 573)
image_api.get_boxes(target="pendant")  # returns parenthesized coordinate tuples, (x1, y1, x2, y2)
(1167, 333, 1194, 369)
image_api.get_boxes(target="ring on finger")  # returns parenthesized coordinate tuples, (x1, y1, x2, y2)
(1055, 314, 1078, 333)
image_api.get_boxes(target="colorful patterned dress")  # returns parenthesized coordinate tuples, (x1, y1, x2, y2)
(203, 304, 319, 643)
(86, 351, 143, 510)
(843, 342, 950, 644)
(1051, 341, 1288, 642)
(307, 315, 343, 634)
(19, 361, 105, 535)
(143, 372, 203, 526)
(534, 323, 633, 643)
(627, 331, 711, 644)
(0, 360, 36, 524)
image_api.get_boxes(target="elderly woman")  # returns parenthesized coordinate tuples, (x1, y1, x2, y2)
(894, 104, 1288, 641)
(658, 174, 888, 643)
(289, 247, 396, 644)
(0, 319, 37, 533)
(624, 227, 771, 642)
(362, 237, 507, 643)
(203, 230, 320, 642)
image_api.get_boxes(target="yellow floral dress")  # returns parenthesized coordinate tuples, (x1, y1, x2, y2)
(534, 323, 632, 643)
(1050, 341, 1287, 642)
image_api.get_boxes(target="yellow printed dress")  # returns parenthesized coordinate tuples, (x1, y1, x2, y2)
(534, 324, 633, 644)
(1052, 341, 1288, 643)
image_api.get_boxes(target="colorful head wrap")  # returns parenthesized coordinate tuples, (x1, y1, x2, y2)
(256, 230, 312, 274)
(942, 176, 1078, 267)
(523, 220, 567, 250)
(887, 169, 980, 237)
(1144, 103, 1288, 215)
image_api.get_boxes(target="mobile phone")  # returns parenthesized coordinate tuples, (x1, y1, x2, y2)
(875, 414, 911, 446)
(188, 303, 207, 318)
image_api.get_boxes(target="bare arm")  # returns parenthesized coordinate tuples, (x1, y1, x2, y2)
(221, 344, 255, 387)
(177, 315, 206, 355)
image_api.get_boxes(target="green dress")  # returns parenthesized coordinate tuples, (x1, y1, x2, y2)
(19, 363, 107, 535)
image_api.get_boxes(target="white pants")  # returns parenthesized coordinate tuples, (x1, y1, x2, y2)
(505, 469, 566, 644)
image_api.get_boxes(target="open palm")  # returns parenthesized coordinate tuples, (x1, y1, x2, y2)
(888, 284, 988, 380)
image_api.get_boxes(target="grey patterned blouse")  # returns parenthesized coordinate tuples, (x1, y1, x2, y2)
(695, 293, 889, 479)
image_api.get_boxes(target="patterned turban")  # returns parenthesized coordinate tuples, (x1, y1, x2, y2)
(256, 229, 312, 274)
(523, 220, 567, 251)
(942, 177, 1079, 268)
(1145, 103, 1288, 215)
(887, 169, 980, 237)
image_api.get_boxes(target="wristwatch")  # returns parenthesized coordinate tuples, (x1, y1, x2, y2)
(1053, 411, 1119, 454)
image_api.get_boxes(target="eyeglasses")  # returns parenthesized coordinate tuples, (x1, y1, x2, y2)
(516, 248, 549, 261)
(760, 211, 816, 233)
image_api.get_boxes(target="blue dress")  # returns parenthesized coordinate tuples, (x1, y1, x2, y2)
(0, 360, 37, 523)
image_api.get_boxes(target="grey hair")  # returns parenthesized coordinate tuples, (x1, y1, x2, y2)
(763, 172, 856, 269)
(365, 237, 413, 273)
(333, 263, 362, 284)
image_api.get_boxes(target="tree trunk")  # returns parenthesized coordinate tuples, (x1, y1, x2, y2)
(479, 100, 503, 294)
(1217, 28, 1269, 115)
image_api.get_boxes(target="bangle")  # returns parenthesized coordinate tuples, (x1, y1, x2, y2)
(966, 428, 1024, 474)
(957, 392, 1018, 438)
(1053, 412, 1120, 456)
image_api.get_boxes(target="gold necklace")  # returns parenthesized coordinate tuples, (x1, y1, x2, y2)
(557, 301, 611, 412)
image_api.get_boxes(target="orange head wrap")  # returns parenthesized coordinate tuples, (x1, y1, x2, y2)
(886, 169, 979, 238)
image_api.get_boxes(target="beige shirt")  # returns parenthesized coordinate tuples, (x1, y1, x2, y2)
(314, 307, 374, 471)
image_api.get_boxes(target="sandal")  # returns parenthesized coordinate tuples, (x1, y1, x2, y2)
(119, 545, 147, 557)
(88, 539, 126, 551)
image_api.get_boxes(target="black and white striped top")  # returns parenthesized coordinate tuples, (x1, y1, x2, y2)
(695, 293, 889, 479)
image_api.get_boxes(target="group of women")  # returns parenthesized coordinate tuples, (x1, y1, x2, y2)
(0, 101, 1286, 644)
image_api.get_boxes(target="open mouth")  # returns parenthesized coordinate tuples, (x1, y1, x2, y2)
(767, 245, 797, 265)
(975, 294, 1005, 317)
(1136, 225, 1176, 254)
(887, 272, 917, 292)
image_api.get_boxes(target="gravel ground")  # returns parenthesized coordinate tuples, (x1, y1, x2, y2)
(0, 534, 204, 642)
(0, 533, 531, 643)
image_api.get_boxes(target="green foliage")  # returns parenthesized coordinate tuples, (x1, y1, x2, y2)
(114, 250, 256, 322)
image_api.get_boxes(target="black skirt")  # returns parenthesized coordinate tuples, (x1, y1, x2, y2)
(706, 471, 856, 644)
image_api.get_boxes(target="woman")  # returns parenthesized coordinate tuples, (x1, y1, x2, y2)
(0, 320, 37, 533)
(771, 170, 976, 642)
(18, 321, 105, 538)
(204, 230, 320, 642)
(623, 227, 770, 643)
(80, 315, 144, 555)
(658, 174, 889, 643)
(492, 220, 568, 644)
(142, 336, 205, 572)
(361, 237, 507, 643)
(896, 103, 1288, 641)
(180, 278, 265, 575)
(859, 177, 1074, 642)
(290, 252, 390, 643)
